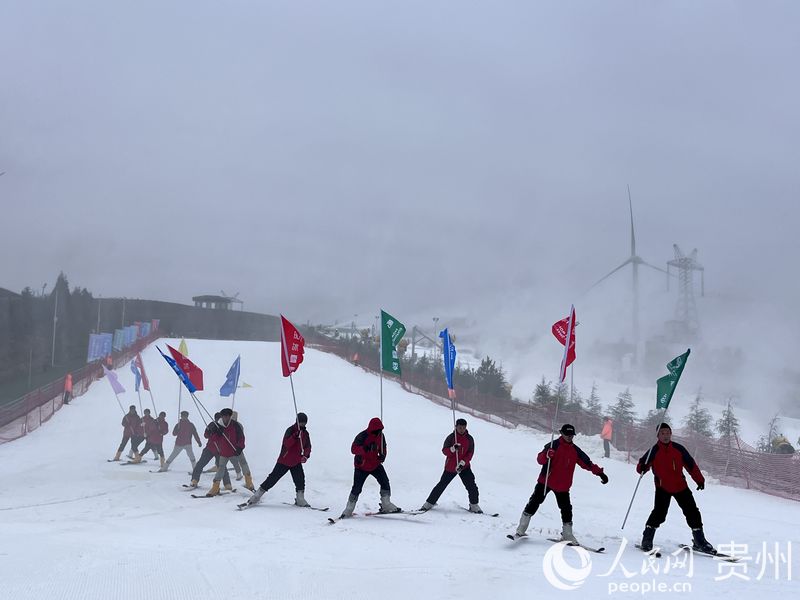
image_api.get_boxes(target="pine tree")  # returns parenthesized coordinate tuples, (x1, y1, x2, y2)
(609, 388, 636, 425)
(683, 389, 713, 437)
(532, 376, 554, 408)
(715, 402, 740, 445)
(585, 382, 603, 417)
(475, 357, 511, 399)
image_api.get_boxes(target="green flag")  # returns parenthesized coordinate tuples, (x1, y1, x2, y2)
(656, 349, 691, 410)
(380, 310, 406, 375)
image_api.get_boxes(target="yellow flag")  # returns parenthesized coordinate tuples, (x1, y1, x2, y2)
(179, 338, 188, 356)
(241, 382, 252, 388)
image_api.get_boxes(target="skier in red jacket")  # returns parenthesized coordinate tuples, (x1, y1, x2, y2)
(112, 405, 143, 462)
(206, 408, 255, 496)
(514, 424, 608, 542)
(245, 412, 312, 508)
(637, 423, 714, 553)
(339, 417, 401, 518)
(140, 411, 169, 469)
(420, 418, 482, 513)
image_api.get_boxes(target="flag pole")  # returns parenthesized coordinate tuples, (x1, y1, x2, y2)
(280, 320, 304, 456)
(112, 391, 125, 414)
(544, 305, 575, 492)
(177, 381, 182, 420)
(621, 406, 670, 530)
(379, 315, 384, 422)
(148, 389, 157, 414)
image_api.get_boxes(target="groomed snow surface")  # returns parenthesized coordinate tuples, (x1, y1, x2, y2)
(1, 340, 797, 599)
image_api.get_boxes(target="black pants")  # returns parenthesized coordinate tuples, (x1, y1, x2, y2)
(63, 391, 71, 405)
(260, 463, 306, 492)
(603, 439, 611, 458)
(524, 482, 573, 523)
(191, 448, 231, 485)
(426, 468, 479, 505)
(350, 465, 391, 496)
(117, 434, 143, 454)
(646, 487, 702, 529)
(140, 442, 164, 458)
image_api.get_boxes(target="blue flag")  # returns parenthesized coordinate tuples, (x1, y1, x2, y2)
(220, 355, 241, 397)
(130, 360, 142, 392)
(439, 328, 457, 394)
(157, 346, 196, 393)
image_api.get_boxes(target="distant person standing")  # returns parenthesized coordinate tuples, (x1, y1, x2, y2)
(159, 410, 201, 472)
(420, 418, 482, 513)
(601, 417, 614, 458)
(62, 373, 73, 405)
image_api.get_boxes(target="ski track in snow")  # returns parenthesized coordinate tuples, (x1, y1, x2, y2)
(1, 339, 798, 599)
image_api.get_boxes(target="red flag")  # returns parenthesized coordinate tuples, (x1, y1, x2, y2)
(135, 352, 151, 392)
(280, 315, 305, 377)
(552, 305, 576, 382)
(167, 344, 204, 391)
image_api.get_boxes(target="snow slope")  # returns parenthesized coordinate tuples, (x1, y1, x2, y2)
(1, 339, 797, 599)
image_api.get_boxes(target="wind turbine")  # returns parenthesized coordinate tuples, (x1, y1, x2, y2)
(589, 186, 669, 363)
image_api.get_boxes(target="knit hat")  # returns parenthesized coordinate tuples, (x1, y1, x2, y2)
(455, 418, 467, 427)
(658, 422, 672, 431)
(297, 412, 308, 424)
(560, 424, 576, 436)
(220, 408, 234, 417)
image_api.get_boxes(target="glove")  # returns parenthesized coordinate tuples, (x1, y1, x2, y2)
(234, 447, 243, 456)
(456, 460, 466, 473)
(300, 456, 307, 464)
(697, 482, 705, 491)
(378, 453, 386, 463)
(599, 472, 609, 484)
(637, 463, 650, 475)
(366, 442, 377, 452)
(450, 443, 462, 453)
(197, 441, 202, 447)
(354, 455, 364, 466)
(546, 449, 556, 459)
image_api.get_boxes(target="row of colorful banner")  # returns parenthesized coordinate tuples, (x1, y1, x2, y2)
(87, 319, 160, 363)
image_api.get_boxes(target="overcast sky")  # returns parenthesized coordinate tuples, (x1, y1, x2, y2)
(2, 1, 798, 404)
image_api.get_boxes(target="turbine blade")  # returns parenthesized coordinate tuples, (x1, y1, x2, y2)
(640, 260, 671, 275)
(628, 185, 636, 258)
(589, 258, 633, 289)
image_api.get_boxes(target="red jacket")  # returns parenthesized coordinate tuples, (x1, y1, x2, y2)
(637, 441, 704, 494)
(173, 419, 200, 446)
(442, 430, 475, 473)
(537, 437, 603, 492)
(214, 420, 245, 458)
(146, 417, 168, 443)
(351, 417, 386, 472)
(121, 413, 142, 437)
(277, 423, 312, 467)
(204, 421, 222, 454)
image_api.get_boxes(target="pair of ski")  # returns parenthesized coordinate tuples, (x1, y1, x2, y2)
(236, 501, 330, 512)
(190, 488, 238, 499)
(635, 544, 739, 562)
(506, 533, 605, 554)
(328, 509, 427, 524)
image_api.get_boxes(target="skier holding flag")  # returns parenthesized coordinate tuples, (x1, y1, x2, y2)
(631, 349, 715, 555)
(243, 316, 315, 508)
(420, 329, 483, 514)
